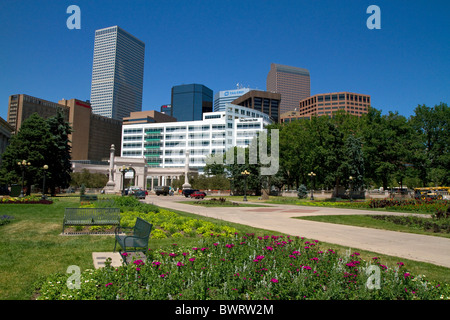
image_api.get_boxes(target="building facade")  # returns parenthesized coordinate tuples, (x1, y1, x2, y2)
(6, 94, 122, 161)
(121, 104, 272, 172)
(90, 26, 145, 121)
(280, 92, 371, 122)
(171, 84, 213, 122)
(122, 110, 177, 125)
(213, 88, 251, 112)
(266, 63, 310, 114)
(7, 94, 69, 133)
(230, 90, 281, 123)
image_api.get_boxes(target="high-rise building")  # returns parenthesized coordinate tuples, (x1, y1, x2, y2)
(266, 63, 310, 114)
(280, 92, 371, 122)
(121, 104, 272, 170)
(171, 84, 213, 122)
(160, 104, 172, 117)
(231, 90, 281, 123)
(213, 88, 251, 112)
(7, 94, 122, 161)
(90, 26, 145, 121)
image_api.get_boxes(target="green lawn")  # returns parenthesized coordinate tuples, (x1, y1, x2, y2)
(295, 215, 450, 239)
(1, 197, 449, 300)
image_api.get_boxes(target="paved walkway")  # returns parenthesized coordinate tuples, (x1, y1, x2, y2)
(144, 196, 450, 269)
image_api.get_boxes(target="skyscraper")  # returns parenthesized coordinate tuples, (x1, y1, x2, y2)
(266, 63, 310, 114)
(90, 26, 145, 121)
(213, 87, 251, 112)
(171, 84, 213, 122)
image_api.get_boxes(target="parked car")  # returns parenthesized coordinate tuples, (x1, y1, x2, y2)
(190, 191, 206, 199)
(134, 190, 147, 199)
(182, 189, 199, 198)
(154, 186, 170, 196)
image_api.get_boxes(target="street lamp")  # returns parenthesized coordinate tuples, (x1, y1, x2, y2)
(241, 170, 250, 202)
(17, 160, 31, 198)
(41, 165, 48, 200)
(349, 176, 354, 202)
(119, 165, 130, 196)
(308, 172, 316, 200)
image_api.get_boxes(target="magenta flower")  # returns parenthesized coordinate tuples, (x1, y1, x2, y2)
(152, 261, 161, 266)
(105, 282, 113, 287)
(271, 278, 279, 283)
(177, 262, 185, 267)
(133, 259, 145, 266)
(136, 267, 141, 271)
(189, 258, 195, 262)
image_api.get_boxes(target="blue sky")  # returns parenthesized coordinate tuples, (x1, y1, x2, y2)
(0, 0, 449, 121)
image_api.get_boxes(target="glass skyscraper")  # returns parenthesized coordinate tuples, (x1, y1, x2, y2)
(171, 84, 213, 122)
(90, 26, 145, 121)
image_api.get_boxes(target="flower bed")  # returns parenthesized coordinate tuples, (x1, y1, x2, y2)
(36, 233, 450, 300)
(120, 209, 238, 239)
(0, 196, 53, 204)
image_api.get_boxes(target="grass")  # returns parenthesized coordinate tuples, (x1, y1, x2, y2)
(1, 196, 449, 299)
(295, 215, 450, 239)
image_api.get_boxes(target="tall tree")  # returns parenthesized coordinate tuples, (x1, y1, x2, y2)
(47, 110, 73, 195)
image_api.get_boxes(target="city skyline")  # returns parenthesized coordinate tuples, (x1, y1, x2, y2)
(0, 0, 449, 121)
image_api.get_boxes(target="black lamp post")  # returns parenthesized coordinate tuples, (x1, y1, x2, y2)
(349, 176, 354, 202)
(17, 160, 31, 198)
(41, 165, 48, 200)
(119, 165, 130, 196)
(241, 170, 250, 202)
(308, 171, 316, 200)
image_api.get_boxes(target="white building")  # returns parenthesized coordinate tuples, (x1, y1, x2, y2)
(90, 26, 145, 121)
(213, 88, 252, 112)
(121, 104, 272, 173)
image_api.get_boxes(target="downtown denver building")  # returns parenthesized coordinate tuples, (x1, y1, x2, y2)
(120, 104, 273, 173)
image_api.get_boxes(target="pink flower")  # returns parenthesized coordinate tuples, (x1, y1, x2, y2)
(136, 267, 141, 271)
(105, 282, 113, 287)
(189, 258, 195, 262)
(177, 262, 185, 267)
(152, 261, 161, 266)
(271, 278, 279, 283)
(133, 259, 145, 266)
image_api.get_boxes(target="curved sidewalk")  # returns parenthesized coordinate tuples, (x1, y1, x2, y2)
(145, 196, 450, 268)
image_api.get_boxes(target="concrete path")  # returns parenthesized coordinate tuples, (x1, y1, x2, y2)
(144, 196, 450, 269)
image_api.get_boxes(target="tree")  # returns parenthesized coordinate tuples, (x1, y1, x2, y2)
(47, 110, 73, 195)
(0, 112, 74, 195)
(0, 113, 53, 194)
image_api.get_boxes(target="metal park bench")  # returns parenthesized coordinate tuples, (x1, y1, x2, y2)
(114, 217, 153, 254)
(62, 207, 120, 234)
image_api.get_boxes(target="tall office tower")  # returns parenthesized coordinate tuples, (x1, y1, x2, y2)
(171, 84, 213, 122)
(213, 87, 251, 112)
(90, 26, 145, 121)
(266, 63, 310, 114)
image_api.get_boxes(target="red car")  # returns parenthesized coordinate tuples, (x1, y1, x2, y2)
(190, 191, 206, 199)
